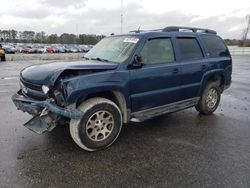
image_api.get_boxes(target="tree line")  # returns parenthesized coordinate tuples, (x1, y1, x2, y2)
(0, 30, 105, 45)
(224, 39, 250, 47)
(1, 29, 250, 47)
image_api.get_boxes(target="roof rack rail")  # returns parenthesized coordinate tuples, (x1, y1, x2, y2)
(129, 28, 162, 33)
(162, 26, 217, 34)
(129, 26, 217, 34)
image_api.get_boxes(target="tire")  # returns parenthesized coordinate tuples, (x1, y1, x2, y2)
(195, 81, 221, 115)
(70, 97, 122, 151)
(1, 55, 6, 61)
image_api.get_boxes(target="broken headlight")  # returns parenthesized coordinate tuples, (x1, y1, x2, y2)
(42, 85, 50, 94)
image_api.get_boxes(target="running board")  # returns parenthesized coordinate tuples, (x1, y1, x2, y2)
(130, 97, 199, 122)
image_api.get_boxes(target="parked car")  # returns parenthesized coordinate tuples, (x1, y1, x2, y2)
(21, 47, 33, 53)
(79, 45, 91, 52)
(46, 47, 56, 53)
(3, 45, 17, 54)
(0, 44, 6, 61)
(32, 47, 44, 53)
(69, 47, 78, 53)
(30, 44, 44, 53)
(12, 26, 232, 151)
(57, 47, 66, 53)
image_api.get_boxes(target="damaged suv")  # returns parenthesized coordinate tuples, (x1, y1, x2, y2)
(12, 26, 232, 151)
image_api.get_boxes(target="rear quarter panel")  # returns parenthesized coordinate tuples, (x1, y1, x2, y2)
(199, 56, 232, 95)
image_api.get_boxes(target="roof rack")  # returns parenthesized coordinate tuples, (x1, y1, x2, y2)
(129, 28, 162, 33)
(129, 26, 217, 34)
(163, 26, 217, 34)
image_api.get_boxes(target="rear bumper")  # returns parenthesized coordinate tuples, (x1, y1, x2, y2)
(224, 80, 231, 91)
(12, 90, 83, 119)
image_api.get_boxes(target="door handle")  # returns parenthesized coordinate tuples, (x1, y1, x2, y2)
(202, 65, 207, 70)
(172, 68, 179, 74)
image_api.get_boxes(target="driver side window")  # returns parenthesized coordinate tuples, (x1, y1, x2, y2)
(140, 38, 175, 64)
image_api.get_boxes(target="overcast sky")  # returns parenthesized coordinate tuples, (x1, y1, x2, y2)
(0, 0, 249, 38)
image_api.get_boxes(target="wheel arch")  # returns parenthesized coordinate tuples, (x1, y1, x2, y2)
(199, 70, 226, 95)
(76, 90, 130, 123)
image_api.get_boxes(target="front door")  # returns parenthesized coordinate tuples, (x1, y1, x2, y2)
(129, 37, 182, 112)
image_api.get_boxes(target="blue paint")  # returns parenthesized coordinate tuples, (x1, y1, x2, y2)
(13, 29, 232, 117)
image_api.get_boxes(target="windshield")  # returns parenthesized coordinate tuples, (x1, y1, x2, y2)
(85, 36, 139, 63)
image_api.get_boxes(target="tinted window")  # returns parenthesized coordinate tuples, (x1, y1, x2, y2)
(140, 38, 175, 64)
(177, 38, 203, 61)
(201, 35, 230, 57)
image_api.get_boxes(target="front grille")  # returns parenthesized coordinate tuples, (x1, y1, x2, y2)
(20, 78, 47, 100)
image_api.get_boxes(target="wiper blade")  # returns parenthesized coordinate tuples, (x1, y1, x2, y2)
(90, 57, 110, 62)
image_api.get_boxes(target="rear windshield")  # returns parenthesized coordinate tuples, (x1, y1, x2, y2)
(201, 35, 230, 57)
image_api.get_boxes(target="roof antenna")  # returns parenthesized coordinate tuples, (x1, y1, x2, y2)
(137, 26, 141, 33)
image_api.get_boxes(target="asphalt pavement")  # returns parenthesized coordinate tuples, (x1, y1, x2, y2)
(0, 56, 250, 188)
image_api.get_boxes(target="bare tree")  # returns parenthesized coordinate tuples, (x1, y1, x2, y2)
(242, 15, 250, 46)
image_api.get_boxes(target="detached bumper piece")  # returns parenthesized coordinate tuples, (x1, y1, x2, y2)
(24, 113, 57, 134)
(12, 91, 83, 134)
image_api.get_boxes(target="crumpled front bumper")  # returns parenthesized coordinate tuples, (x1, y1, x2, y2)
(12, 90, 83, 134)
(12, 90, 82, 119)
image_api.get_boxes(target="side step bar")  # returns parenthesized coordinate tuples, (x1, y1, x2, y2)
(130, 97, 200, 122)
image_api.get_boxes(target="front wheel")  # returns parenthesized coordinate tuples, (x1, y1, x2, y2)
(70, 97, 122, 151)
(195, 82, 221, 115)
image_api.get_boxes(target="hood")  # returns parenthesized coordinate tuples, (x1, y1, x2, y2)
(20, 60, 119, 85)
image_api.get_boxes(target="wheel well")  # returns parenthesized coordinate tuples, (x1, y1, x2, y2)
(207, 74, 225, 91)
(76, 91, 129, 123)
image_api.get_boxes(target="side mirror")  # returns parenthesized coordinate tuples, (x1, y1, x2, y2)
(133, 55, 142, 67)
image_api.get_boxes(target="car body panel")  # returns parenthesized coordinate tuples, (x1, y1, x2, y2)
(129, 62, 182, 112)
(12, 29, 232, 132)
(20, 60, 119, 85)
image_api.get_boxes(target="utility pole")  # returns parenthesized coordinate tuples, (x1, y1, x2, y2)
(76, 24, 79, 37)
(242, 15, 250, 46)
(120, 0, 123, 34)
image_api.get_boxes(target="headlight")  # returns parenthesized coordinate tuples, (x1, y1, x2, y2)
(42, 85, 50, 94)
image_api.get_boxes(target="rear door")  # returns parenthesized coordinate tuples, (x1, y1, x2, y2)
(129, 37, 182, 112)
(175, 36, 206, 100)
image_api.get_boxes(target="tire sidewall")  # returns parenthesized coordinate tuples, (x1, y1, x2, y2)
(77, 101, 122, 150)
(201, 82, 221, 114)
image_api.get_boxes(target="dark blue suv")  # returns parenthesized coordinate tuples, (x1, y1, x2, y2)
(12, 26, 232, 151)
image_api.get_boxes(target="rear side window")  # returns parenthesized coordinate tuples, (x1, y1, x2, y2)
(176, 38, 203, 61)
(140, 38, 175, 64)
(201, 35, 230, 57)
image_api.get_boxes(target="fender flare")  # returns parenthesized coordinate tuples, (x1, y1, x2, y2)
(198, 69, 225, 95)
(66, 85, 131, 123)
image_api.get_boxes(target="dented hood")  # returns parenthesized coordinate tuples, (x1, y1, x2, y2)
(20, 60, 118, 85)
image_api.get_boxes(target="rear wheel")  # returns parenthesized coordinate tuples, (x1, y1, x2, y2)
(195, 82, 221, 115)
(70, 97, 122, 151)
